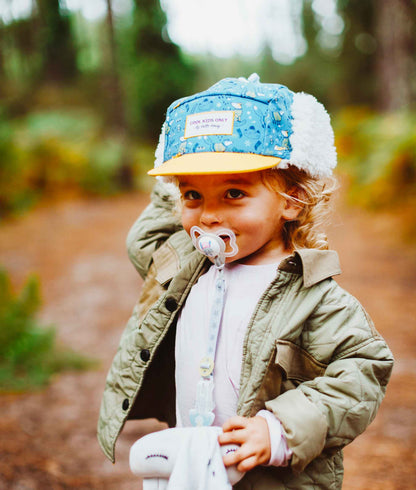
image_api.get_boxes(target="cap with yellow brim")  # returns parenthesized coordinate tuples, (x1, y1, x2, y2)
(148, 152, 282, 176)
(151, 74, 336, 180)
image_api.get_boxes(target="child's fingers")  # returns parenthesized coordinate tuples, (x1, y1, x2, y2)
(222, 448, 241, 467)
(237, 455, 258, 473)
(223, 445, 262, 471)
(222, 415, 248, 432)
(222, 443, 252, 467)
(218, 427, 246, 446)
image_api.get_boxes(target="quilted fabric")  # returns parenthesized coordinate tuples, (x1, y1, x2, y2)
(97, 182, 393, 489)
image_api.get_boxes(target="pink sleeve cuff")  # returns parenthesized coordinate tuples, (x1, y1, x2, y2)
(256, 410, 292, 467)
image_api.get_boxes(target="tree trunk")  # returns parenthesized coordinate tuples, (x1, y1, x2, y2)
(104, 0, 126, 130)
(375, 0, 416, 110)
(36, 0, 78, 83)
(104, 0, 134, 190)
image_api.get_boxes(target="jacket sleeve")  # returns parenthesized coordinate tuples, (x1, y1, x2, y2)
(126, 181, 183, 279)
(265, 285, 394, 473)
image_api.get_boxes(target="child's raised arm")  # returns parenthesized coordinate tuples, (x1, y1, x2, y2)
(126, 181, 182, 278)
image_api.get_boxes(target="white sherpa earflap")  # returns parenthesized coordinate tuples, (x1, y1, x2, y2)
(154, 122, 165, 169)
(153, 123, 180, 191)
(278, 92, 337, 178)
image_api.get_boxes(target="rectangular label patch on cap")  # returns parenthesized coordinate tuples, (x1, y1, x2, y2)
(184, 111, 234, 139)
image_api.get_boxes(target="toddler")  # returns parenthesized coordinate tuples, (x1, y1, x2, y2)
(98, 74, 393, 489)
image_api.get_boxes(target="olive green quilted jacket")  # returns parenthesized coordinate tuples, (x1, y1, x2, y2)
(97, 182, 393, 489)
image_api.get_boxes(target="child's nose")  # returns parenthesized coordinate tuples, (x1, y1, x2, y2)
(200, 206, 222, 226)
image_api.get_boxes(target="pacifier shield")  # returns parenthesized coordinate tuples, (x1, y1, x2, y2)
(190, 226, 238, 266)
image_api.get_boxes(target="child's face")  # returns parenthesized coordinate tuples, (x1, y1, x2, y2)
(177, 171, 298, 265)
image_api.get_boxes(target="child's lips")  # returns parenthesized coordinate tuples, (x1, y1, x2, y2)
(220, 236, 232, 249)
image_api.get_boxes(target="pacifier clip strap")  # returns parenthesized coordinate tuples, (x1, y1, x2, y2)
(189, 268, 226, 427)
(207, 268, 226, 363)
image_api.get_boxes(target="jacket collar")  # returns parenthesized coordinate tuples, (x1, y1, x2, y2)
(280, 249, 341, 288)
(154, 234, 341, 289)
(153, 231, 204, 286)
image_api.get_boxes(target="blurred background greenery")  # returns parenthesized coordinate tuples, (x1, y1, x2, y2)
(1, 0, 415, 219)
(0, 0, 415, 388)
(0, 268, 95, 391)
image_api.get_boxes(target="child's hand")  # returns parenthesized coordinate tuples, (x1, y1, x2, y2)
(218, 416, 271, 472)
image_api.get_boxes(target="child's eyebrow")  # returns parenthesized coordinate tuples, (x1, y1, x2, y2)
(222, 178, 254, 186)
(178, 181, 192, 188)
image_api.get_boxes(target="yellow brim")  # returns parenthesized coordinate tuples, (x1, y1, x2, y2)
(148, 152, 282, 176)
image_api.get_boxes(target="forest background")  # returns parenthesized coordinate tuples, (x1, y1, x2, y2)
(0, 0, 416, 488)
(1, 0, 415, 221)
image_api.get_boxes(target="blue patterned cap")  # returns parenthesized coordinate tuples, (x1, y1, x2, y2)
(149, 74, 336, 179)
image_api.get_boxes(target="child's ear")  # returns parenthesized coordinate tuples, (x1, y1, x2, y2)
(282, 187, 304, 221)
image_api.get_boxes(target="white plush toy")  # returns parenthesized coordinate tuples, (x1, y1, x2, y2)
(129, 426, 245, 490)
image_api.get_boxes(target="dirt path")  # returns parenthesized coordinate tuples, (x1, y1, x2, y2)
(0, 192, 415, 489)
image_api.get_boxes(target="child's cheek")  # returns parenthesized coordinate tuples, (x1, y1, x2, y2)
(181, 209, 195, 235)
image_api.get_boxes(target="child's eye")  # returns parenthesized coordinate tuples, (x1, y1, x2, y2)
(183, 190, 201, 200)
(225, 189, 245, 199)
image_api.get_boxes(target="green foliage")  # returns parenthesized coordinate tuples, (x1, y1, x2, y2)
(0, 269, 95, 392)
(124, 54, 195, 138)
(334, 109, 416, 238)
(120, 0, 196, 138)
(82, 137, 126, 194)
(0, 109, 155, 217)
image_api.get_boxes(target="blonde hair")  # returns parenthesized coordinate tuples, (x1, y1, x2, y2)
(261, 166, 338, 250)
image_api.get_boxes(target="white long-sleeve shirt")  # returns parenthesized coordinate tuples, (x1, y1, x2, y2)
(175, 262, 291, 466)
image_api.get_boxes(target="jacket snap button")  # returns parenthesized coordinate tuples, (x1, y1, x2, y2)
(122, 398, 129, 410)
(165, 297, 177, 312)
(140, 349, 151, 362)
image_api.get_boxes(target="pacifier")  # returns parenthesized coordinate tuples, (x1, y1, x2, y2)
(190, 226, 238, 268)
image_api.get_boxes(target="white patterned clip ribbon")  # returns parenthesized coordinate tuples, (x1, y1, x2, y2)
(189, 227, 238, 427)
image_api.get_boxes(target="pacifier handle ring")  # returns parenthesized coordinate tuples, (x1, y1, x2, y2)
(215, 228, 238, 257)
(190, 226, 203, 242)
